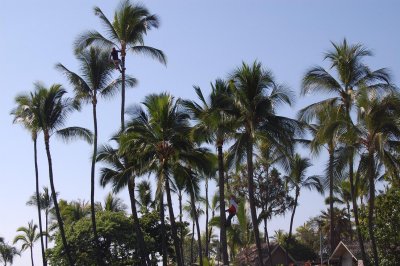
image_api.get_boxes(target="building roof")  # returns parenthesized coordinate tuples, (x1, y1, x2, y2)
(329, 240, 371, 262)
(236, 242, 297, 265)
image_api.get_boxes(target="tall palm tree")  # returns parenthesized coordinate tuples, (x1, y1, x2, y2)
(121, 93, 210, 266)
(31, 83, 93, 266)
(56, 46, 135, 264)
(75, 0, 166, 130)
(301, 39, 395, 264)
(11, 93, 47, 266)
(229, 61, 300, 265)
(298, 103, 346, 252)
(13, 221, 41, 266)
(354, 90, 400, 265)
(0, 242, 19, 266)
(97, 137, 151, 265)
(183, 79, 235, 265)
(285, 153, 322, 264)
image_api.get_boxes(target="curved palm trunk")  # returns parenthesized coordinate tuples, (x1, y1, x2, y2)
(217, 144, 229, 265)
(246, 140, 264, 266)
(90, 98, 102, 266)
(165, 178, 183, 266)
(286, 189, 299, 266)
(190, 189, 203, 266)
(43, 132, 74, 266)
(128, 177, 151, 266)
(160, 193, 168, 266)
(328, 148, 335, 252)
(30, 246, 34, 266)
(367, 154, 379, 266)
(33, 138, 46, 266)
(349, 157, 367, 264)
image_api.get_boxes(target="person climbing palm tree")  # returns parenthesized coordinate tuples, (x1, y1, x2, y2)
(225, 195, 238, 227)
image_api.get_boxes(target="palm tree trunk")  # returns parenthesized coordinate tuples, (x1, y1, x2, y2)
(178, 192, 184, 265)
(190, 189, 203, 266)
(165, 178, 183, 266)
(128, 177, 151, 266)
(33, 138, 46, 266)
(160, 193, 167, 266)
(30, 246, 34, 266)
(328, 149, 335, 252)
(265, 219, 273, 266)
(190, 220, 194, 265)
(205, 177, 209, 260)
(246, 140, 264, 266)
(43, 132, 74, 266)
(367, 155, 379, 266)
(286, 190, 299, 266)
(90, 99, 102, 266)
(349, 157, 367, 264)
(217, 144, 229, 265)
(120, 47, 126, 130)
(45, 210, 48, 250)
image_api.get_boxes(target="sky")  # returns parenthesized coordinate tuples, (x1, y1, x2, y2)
(1, 1, 400, 265)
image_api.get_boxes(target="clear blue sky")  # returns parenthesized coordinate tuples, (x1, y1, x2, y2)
(1, 1, 399, 265)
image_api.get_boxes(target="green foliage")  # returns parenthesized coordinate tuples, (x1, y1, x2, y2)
(360, 187, 400, 265)
(47, 210, 179, 265)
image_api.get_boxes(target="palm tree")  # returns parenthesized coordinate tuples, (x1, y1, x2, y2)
(31, 83, 93, 266)
(56, 46, 135, 263)
(121, 93, 211, 266)
(136, 180, 154, 214)
(301, 39, 395, 265)
(354, 90, 400, 265)
(229, 61, 300, 265)
(75, 0, 166, 130)
(183, 79, 235, 265)
(0, 242, 19, 266)
(97, 137, 151, 265)
(298, 103, 346, 252)
(13, 221, 41, 266)
(103, 192, 127, 212)
(285, 153, 322, 264)
(183, 200, 205, 265)
(11, 91, 47, 266)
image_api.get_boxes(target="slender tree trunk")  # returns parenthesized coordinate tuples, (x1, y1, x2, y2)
(286, 190, 299, 266)
(120, 46, 126, 130)
(265, 219, 272, 266)
(178, 192, 184, 265)
(205, 177, 209, 260)
(246, 140, 264, 266)
(328, 149, 335, 252)
(346, 201, 353, 241)
(165, 178, 183, 266)
(160, 193, 167, 266)
(367, 155, 379, 266)
(45, 210, 48, 250)
(128, 177, 151, 266)
(33, 138, 46, 266)
(43, 132, 74, 266)
(90, 98, 102, 266)
(217, 144, 229, 265)
(349, 157, 367, 264)
(30, 246, 34, 266)
(190, 220, 194, 265)
(190, 189, 203, 266)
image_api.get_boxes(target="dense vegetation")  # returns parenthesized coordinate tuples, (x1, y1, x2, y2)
(2, 1, 399, 266)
